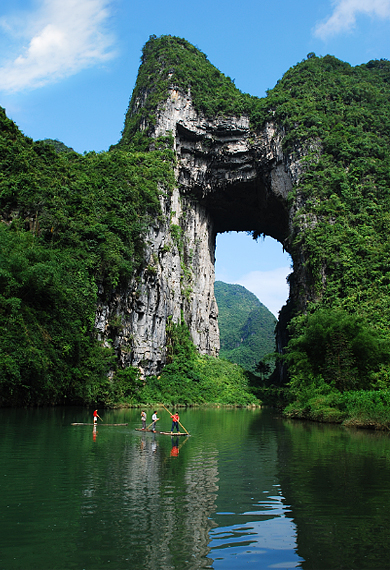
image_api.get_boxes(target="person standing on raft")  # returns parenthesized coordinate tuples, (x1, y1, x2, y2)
(151, 411, 159, 432)
(93, 409, 102, 425)
(141, 410, 147, 430)
(170, 411, 180, 433)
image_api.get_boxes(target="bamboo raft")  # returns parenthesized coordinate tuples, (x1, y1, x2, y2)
(135, 428, 189, 436)
(71, 423, 128, 426)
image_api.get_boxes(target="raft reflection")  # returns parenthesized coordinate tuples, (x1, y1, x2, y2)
(78, 428, 218, 569)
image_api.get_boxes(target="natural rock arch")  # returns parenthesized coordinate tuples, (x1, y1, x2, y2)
(96, 89, 309, 378)
(94, 35, 390, 387)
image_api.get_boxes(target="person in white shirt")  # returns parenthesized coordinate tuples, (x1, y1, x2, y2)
(151, 411, 159, 432)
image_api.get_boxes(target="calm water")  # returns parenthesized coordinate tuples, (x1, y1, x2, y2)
(1, 407, 390, 570)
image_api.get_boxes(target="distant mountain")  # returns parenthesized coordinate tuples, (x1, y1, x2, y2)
(214, 281, 276, 373)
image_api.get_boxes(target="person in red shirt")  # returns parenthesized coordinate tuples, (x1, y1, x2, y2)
(170, 412, 180, 433)
(93, 409, 102, 424)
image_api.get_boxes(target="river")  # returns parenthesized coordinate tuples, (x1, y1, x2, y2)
(1, 406, 390, 569)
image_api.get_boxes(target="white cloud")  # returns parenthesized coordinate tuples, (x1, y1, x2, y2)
(236, 267, 291, 318)
(314, 0, 390, 40)
(0, 0, 116, 92)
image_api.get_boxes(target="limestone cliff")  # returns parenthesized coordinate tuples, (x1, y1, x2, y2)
(95, 181, 219, 376)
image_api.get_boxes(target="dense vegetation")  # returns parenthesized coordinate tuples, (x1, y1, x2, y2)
(2, 34, 390, 423)
(268, 56, 390, 425)
(214, 281, 276, 373)
(0, 106, 175, 406)
(134, 315, 257, 406)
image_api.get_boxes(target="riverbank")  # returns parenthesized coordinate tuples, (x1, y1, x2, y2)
(283, 388, 390, 430)
(105, 401, 262, 410)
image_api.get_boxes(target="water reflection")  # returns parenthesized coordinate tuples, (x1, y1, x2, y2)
(207, 409, 302, 569)
(76, 423, 218, 569)
(277, 419, 390, 569)
(171, 436, 180, 456)
(2, 407, 390, 569)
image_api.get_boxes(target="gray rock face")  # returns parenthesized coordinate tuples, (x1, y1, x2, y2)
(95, 184, 219, 376)
(96, 89, 312, 376)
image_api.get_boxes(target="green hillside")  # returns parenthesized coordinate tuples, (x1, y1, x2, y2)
(214, 281, 276, 373)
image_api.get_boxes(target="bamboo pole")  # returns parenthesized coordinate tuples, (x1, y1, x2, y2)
(160, 403, 189, 434)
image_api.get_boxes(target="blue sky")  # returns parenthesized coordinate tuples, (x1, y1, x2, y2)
(0, 0, 389, 316)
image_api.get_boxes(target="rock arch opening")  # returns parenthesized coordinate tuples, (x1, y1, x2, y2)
(201, 177, 290, 245)
(172, 106, 298, 378)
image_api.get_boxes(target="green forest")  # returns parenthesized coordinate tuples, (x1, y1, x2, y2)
(2, 34, 390, 426)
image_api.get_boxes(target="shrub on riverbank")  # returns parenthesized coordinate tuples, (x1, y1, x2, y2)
(283, 385, 347, 423)
(284, 384, 390, 429)
(343, 390, 390, 429)
(133, 356, 258, 406)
